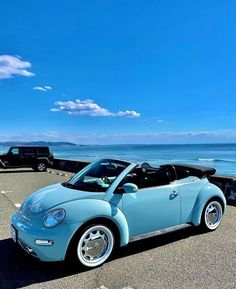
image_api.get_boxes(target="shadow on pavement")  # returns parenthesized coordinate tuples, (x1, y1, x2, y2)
(114, 226, 200, 259)
(0, 170, 34, 174)
(0, 239, 83, 289)
(0, 226, 201, 289)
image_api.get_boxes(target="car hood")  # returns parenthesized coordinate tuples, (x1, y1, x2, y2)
(20, 183, 105, 217)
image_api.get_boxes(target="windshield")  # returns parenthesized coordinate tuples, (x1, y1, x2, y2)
(64, 159, 130, 192)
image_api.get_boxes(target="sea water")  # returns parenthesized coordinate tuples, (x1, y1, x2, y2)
(51, 144, 236, 176)
(1, 144, 236, 176)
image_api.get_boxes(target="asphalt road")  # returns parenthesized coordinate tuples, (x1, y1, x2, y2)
(0, 168, 236, 289)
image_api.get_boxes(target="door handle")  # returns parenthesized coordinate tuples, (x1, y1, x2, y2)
(169, 190, 179, 200)
(172, 190, 179, 196)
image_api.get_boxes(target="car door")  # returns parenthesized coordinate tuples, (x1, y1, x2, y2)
(21, 147, 35, 167)
(7, 147, 23, 167)
(122, 185, 181, 238)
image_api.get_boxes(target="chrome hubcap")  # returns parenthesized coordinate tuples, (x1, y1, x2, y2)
(77, 225, 114, 267)
(38, 163, 45, 171)
(205, 201, 222, 230)
(82, 231, 107, 260)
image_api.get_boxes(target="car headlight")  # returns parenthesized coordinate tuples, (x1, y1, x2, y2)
(43, 208, 66, 228)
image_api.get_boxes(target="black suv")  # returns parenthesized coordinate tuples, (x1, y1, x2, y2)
(0, 146, 54, 172)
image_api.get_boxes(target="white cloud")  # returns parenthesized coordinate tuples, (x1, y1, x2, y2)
(2, 129, 236, 145)
(33, 86, 47, 91)
(0, 55, 35, 79)
(0, 131, 77, 143)
(51, 99, 113, 116)
(51, 99, 141, 118)
(117, 110, 140, 118)
(68, 129, 236, 144)
(142, 117, 165, 123)
(33, 85, 52, 92)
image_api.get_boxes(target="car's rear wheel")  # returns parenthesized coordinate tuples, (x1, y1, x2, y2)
(73, 224, 115, 268)
(200, 200, 223, 231)
(34, 162, 47, 172)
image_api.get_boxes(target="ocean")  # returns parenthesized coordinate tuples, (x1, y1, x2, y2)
(1, 144, 236, 176)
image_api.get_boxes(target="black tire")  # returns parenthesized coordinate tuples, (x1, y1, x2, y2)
(67, 224, 115, 268)
(34, 162, 47, 172)
(199, 199, 223, 232)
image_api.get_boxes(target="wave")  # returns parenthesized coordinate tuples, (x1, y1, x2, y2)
(197, 158, 236, 163)
(198, 158, 216, 162)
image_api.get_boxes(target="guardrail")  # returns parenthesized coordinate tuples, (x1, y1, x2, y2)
(53, 158, 236, 204)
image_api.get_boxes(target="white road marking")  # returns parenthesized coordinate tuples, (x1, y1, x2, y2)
(14, 203, 21, 208)
(1, 190, 12, 194)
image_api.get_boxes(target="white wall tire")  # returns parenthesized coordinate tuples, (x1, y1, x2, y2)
(76, 225, 114, 268)
(201, 200, 223, 231)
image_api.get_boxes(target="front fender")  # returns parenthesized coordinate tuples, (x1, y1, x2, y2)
(0, 159, 6, 168)
(191, 182, 226, 226)
(62, 199, 129, 246)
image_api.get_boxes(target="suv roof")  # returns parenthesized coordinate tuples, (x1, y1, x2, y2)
(11, 146, 49, 148)
(9, 146, 50, 155)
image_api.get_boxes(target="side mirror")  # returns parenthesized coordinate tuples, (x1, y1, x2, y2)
(122, 183, 138, 194)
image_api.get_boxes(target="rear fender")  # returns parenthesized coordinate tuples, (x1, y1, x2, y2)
(191, 182, 226, 226)
(36, 157, 49, 164)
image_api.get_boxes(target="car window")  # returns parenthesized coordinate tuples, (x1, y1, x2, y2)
(10, 148, 19, 155)
(22, 147, 35, 155)
(37, 147, 49, 155)
(118, 166, 171, 190)
(65, 159, 130, 192)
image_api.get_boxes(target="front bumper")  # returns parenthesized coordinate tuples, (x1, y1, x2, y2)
(11, 212, 81, 262)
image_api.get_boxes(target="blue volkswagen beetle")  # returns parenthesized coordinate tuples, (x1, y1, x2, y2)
(11, 159, 226, 268)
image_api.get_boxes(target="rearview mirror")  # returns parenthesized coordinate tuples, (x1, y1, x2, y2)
(106, 163, 117, 170)
(122, 183, 138, 194)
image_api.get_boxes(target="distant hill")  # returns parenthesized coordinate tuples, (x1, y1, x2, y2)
(0, 141, 77, 147)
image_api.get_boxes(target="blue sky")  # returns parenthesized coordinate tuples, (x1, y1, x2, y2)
(1, 0, 236, 144)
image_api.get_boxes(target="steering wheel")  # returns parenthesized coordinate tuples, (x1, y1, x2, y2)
(141, 162, 152, 169)
(165, 165, 177, 182)
(101, 176, 111, 184)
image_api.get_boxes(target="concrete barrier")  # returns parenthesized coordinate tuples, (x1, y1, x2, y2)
(209, 175, 236, 205)
(53, 158, 90, 173)
(53, 158, 236, 205)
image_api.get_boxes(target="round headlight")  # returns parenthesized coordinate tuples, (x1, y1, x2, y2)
(44, 208, 66, 228)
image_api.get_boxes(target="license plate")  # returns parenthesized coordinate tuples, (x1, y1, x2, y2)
(10, 225, 17, 243)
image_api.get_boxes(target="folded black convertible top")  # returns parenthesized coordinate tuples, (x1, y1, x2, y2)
(168, 164, 216, 178)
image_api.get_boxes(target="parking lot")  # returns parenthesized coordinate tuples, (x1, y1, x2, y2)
(0, 168, 236, 289)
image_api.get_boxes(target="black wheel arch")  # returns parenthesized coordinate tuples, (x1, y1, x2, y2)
(36, 157, 49, 165)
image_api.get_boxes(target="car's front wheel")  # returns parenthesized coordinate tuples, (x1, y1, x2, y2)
(200, 200, 223, 231)
(74, 224, 115, 268)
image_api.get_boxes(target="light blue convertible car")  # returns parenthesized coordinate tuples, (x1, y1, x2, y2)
(11, 159, 226, 268)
